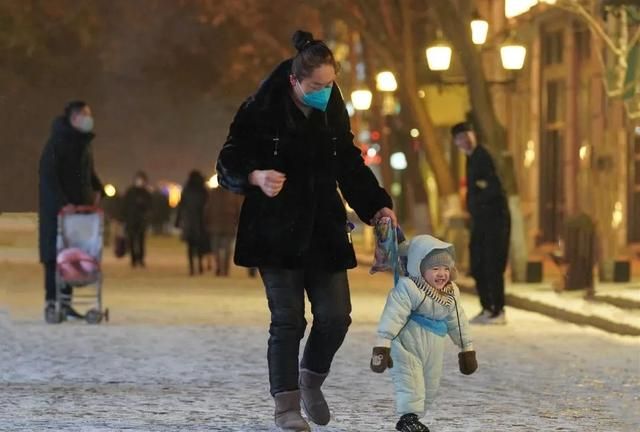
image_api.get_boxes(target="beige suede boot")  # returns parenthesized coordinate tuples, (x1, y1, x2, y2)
(299, 369, 330, 425)
(274, 390, 311, 431)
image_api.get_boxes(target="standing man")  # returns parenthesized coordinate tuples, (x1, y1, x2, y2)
(123, 171, 153, 268)
(39, 100, 103, 323)
(452, 122, 510, 325)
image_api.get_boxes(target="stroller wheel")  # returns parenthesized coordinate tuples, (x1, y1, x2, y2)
(85, 308, 103, 324)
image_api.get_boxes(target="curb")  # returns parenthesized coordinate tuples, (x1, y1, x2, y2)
(455, 282, 640, 337)
(591, 294, 640, 310)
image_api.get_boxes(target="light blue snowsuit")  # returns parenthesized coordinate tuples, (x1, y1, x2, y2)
(376, 235, 473, 416)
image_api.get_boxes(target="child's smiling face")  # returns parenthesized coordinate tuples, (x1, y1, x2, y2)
(423, 265, 451, 290)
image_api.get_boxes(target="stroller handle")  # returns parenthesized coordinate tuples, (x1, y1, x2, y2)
(58, 205, 104, 215)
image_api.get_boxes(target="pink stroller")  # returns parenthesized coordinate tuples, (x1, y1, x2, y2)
(52, 206, 109, 324)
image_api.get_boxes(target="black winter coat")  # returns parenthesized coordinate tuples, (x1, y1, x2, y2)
(38, 116, 102, 262)
(175, 184, 208, 244)
(466, 145, 509, 221)
(217, 59, 392, 270)
(123, 186, 152, 231)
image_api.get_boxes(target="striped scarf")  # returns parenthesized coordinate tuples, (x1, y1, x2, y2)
(409, 276, 455, 307)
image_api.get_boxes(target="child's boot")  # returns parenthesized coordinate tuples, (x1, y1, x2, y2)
(274, 390, 311, 431)
(299, 369, 330, 425)
(396, 413, 430, 432)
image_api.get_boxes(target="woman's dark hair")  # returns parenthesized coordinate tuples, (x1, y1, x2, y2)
(291, 30, 338, 80)
(186, 170, 206, 189)
(134, 170, 148, 182)
(64, 100, 88, 120)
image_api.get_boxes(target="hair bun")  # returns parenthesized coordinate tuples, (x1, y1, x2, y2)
(292, 30, 314, 52)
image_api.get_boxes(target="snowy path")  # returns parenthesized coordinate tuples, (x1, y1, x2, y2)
(0, 234, 638, 431)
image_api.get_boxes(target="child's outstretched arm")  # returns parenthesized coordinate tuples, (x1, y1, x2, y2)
(371, 279, 423, 373)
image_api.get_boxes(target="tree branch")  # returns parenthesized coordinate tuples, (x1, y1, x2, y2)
(555, 0, 622, 56)
(332, 1, 400, 68)
(379, 0, 401, 46)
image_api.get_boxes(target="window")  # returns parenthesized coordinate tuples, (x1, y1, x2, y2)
(543, 30, 564, 66)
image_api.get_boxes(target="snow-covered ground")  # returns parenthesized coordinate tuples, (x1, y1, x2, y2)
(1, 217, 639, 431)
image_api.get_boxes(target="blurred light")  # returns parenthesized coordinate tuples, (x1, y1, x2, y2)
(471, 18, 489, 45)
(426, 42, 452, 71)
(391, 182, 402, 197)
(579, 143, 590, 161)
(104, 184, 116, 197)
(376, 71, 398, 92)
(358, 130, 371, 142)
(635, 126, 640, 136)
(500, 42, 527, 70)
(351, 89, 373, 110)
(367, 147, 378, 158)
(612, 201, 623, 228)
(410, 128, 420, 138)
(371, 143, 381, 152)
(346, 101, 355, 117)
(505, 0, 537, 18)
(381, 92, 397, 115)
(418, 90, 426, 98)
(524, 140, 536, 167)
(207, 174, 219, 189)
(371, 130, 381, 141)
(167, 184, 182, 208)
(390, 152, 408, 170)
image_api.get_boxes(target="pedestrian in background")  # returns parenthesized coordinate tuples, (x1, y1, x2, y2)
(203, 183, 241, 276)
(38, 100, 103, 323)
(452, 122, 510, 325)
(150, 189, 171, 235)
(123, 171, 152, 268)
(175, 170, 209, 276)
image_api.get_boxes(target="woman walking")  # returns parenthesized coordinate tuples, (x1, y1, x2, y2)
(175, 170, 209, 276)
(217, 30, 396, 430)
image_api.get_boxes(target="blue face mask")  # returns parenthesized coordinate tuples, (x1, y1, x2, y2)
(297, 81, 332, 112)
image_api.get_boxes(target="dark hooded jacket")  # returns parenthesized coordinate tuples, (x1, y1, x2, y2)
(38, 116, 102, 262)
(216, 59, 392, 270)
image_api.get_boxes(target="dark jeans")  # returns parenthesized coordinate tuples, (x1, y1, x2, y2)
(469, 214, 511, 314)
(259, 267, 352, 396)
(44, 260, 72, 303)
(127, 227, 146, 266)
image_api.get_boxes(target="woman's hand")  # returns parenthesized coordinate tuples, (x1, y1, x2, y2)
(371, 207, 397, 227)
(249, 170, 286, 198)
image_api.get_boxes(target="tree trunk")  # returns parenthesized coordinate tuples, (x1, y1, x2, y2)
(432, 0, 528, 281)
(398, 0, 457, 198)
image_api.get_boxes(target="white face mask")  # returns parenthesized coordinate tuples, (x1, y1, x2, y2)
(75, 115, 94, 133)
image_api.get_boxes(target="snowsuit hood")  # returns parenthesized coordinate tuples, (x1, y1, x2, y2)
(406, 235, 456, 279)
